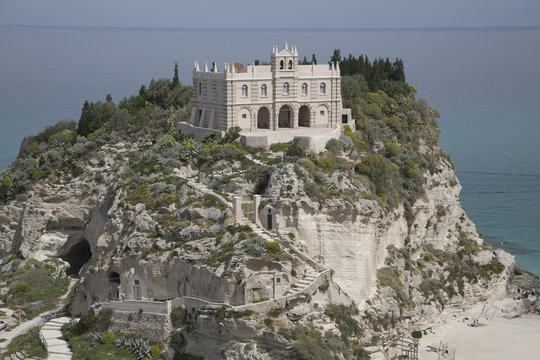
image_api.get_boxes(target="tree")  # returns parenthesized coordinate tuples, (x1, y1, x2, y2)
(172, 62, 179, 87)
(311, 54, 317, 65)
(330, 49, 341, 66)
(221, 126, 242, 144)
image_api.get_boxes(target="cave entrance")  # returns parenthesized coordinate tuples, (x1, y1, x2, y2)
(59, 237, 92, 277)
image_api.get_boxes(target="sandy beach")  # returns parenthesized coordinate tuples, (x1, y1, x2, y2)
(419, 314, 540, 359)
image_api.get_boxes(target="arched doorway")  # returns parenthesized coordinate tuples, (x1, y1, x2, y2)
(298, 105, 311, 127)
(257, 107, 270, 129)
(278, 105, 293, 128)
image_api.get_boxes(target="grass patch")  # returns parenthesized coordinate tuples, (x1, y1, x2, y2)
(67, 333, 136, 360)
(5, 259, 70, 319)
(5, 327, 47, 359)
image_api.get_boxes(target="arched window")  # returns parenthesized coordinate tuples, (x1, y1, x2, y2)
(288, 60, 292, 69)
(198, 83, 202, 95)
(261, 84, 267, 97)
(242, 85, 248, 97)
(283, 83, 289, 95)
(320, 83, 326, 95)
(280, 60, 284, 70)
(301, 83, 308, 95)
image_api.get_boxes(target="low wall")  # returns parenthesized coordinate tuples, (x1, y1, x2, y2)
(295, 126, 341, 153)
(281, 237, 327, 273)
(240, 135, 269, 149)
(172, 296, 233, 311)
(99, 300, 170, 314)
(178, 122, 224, 140)
(110, 311, 171, 344)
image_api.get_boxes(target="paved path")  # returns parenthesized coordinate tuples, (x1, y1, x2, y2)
(0, 278, 77, 357)
(40, 317, 72, 360)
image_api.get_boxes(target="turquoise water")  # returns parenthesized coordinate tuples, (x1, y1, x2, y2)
(1, 27, 539, 273)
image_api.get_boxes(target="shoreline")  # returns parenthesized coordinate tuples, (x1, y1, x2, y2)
(418, 313, 540, 360)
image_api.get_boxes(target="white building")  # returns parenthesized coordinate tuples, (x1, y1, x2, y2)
(180, 43, 353, 150)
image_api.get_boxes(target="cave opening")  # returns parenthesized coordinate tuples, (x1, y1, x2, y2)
(59, 238, 92, 277)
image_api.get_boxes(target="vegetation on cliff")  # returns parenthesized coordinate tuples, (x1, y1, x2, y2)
(0, 52, 509, 360)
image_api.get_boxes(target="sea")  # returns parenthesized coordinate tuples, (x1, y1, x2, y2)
(1, 26, 539, 274)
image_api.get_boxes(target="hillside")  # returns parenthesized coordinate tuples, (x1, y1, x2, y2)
(0, 61, 520, 360)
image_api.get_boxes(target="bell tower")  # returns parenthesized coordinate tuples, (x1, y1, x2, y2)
(270, 41, 298, 74)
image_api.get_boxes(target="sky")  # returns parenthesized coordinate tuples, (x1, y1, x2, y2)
(1, 0, 540, 29)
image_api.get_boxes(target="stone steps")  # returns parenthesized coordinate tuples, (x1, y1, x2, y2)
(39, 316, 72, 360)
(240, 219, 323, 295)
(7, 351, 42, 360)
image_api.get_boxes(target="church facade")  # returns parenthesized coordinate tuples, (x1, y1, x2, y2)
(188, 43, 352, 133)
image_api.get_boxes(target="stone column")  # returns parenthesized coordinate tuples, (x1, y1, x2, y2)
(253, 195, 261, 226)
(233, 196, 242, 223)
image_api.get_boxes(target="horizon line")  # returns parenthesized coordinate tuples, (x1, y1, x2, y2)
(1, 24, 540, 32)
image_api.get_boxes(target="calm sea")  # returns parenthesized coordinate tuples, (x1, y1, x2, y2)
(1, 26, 539, 273)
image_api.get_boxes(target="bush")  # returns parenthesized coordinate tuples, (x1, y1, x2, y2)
(411, 330, 422, 339)
(96, 308, 113, 331)
(72, 309, 96, 335)
(270, 142, 290, 152)
(151, 344, 162, 357)
(170, 306, 187, 327)
(170, 330, 186, 354)
(325, 304, 362, 339)
(325, 138, 342, 155)
(286, 138, 305, 157)
(100, 330, 116, 344)
(384, 141, 399, 157)
(264, 241, 281, 257)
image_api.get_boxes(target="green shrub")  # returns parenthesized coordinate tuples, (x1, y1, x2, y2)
(270, 142, 290, 152)
(72, 309, 96, 335)
(100, 330, 116, 344)
(325, 304, 362, 339)
(384, 141, 399, 157)
(151, 344, 162, 357)
(325, 138, 342, 155)
(411, 330, 422, 339)
(96, 308, 113, 331)
(170, 330, 186, 354)
(264, 241, 281, 257)
(217, 307, 226, 320)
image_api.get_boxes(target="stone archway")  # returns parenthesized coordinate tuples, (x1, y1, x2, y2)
(298, 105, 311, 127)
(278, 105, 293, 128)
(257, 107, 270, 129)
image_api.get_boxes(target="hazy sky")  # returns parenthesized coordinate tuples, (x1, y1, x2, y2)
(1, 0, 539, 29)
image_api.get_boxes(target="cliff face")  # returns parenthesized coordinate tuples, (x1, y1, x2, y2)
(262, 148, 511, 329)
(0, 105, 517, 360)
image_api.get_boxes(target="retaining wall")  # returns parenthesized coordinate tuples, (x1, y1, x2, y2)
(178, 122, 224, 140)
(100, 300, 170, 314)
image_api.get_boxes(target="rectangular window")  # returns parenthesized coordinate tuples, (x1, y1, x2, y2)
(320, 110, 325, 116)
(242, 114, 247, 119)
(342, 114, 348, 124)
(276, 278, 281, 283)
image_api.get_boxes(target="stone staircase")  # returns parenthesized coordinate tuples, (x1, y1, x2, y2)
(6, 351, 42, 360)
(242, 219, 322, 295)
(39, 317, 72, 360)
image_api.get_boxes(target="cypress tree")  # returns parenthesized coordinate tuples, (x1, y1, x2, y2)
(172, 62, 179, 87)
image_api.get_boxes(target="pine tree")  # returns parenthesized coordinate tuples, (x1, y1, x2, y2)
(312, 54, 317, 65)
